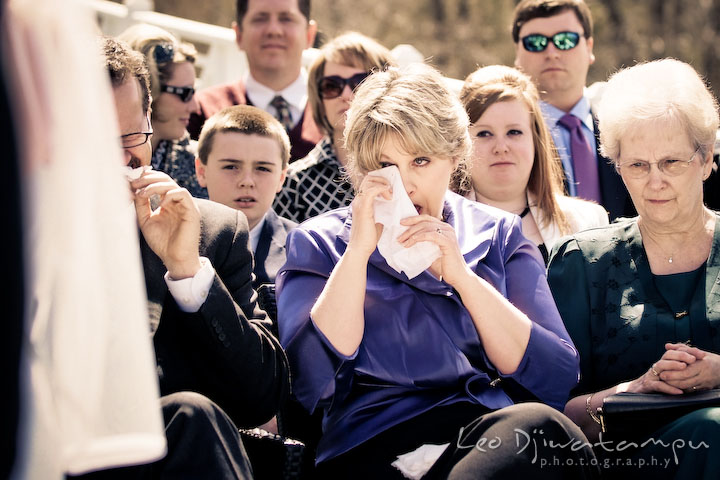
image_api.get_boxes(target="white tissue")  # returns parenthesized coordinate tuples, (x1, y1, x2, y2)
(124, 165, 152, 181)
(391, 443, 449, 479)
(370, 166, 441, 279)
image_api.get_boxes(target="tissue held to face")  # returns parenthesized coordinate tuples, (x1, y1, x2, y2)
(374, 135, 458, 219)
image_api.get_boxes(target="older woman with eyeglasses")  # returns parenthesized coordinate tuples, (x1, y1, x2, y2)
(118, 24, 206, 198)
(548, 59, 720, 477)
(273, 31, 395, 223)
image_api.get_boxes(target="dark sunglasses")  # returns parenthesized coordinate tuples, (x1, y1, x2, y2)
(160, 84, 195, 102)
(521, 31, 581, 52)
(153, 42, 175, 64)
(318, 72, 369, 99)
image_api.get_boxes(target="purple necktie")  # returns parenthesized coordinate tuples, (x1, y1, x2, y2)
(270, 95, 293, 132)
(558, 113, 601, 202)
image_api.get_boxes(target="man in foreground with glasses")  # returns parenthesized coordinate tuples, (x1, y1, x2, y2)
(273, 31, 395, 223)
(79, 37, 289, 479)
(512, 0, 634, 221)
(188, 0, 322, 162)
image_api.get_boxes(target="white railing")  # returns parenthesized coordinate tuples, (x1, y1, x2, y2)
(80, 0, 430, 92)
(82, 0, 247, 90)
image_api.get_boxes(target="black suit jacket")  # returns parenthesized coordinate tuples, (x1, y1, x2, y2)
(253, 210, 297, 288)
(141, 198, 289, 428)
(591, 113, 636, 222)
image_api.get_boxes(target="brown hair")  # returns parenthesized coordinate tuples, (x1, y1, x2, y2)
(236, 0, 311, 25)
(102, 36, 151, 115)
(512, 0, 593, 43)
(459, 65, 569, 233)
(308, 31, 395, 139)
(197, 105, 291, 168)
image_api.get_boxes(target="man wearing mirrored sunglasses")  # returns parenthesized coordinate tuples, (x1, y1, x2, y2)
(188, 0, 323, 163)
(512, 0, 634, 221)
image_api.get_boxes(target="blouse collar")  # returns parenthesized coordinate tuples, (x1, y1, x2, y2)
(336, 191, 494, 293)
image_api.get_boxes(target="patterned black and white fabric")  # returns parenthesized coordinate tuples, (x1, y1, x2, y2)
(273, 137, 354, 223)
(152, 133, 208, 199)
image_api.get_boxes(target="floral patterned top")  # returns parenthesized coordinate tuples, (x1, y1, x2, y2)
(152, 133, 207, 199)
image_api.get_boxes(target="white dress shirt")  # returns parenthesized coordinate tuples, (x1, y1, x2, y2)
(248, 214, 267, 254)
(245, 71, 308, 128)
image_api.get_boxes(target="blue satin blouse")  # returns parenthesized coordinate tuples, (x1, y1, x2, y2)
(277, 191, 579, 463)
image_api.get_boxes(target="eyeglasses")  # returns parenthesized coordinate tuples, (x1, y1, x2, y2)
(318, 72, 369, 99)
(160, 84, 195, 102)
(120, 113, 153, 149)
(521, 31, 581, 52)
(153, 42, 175, 64)
(615, 148, 701, 178)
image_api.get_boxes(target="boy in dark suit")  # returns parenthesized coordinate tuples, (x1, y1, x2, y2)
(195, 105, 297, 288)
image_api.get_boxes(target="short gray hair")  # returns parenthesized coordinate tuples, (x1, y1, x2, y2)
(598, 58, 719, 163)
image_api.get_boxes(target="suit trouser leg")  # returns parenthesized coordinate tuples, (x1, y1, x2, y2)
(68, 391, 253, 480)
(157, 391, 253, 479)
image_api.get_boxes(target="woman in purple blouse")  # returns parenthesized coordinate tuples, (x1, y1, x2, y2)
(277, 64, 597, 479)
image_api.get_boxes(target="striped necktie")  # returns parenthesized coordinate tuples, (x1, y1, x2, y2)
(558, 113, 601, 202)
(270, 95, 293, 131)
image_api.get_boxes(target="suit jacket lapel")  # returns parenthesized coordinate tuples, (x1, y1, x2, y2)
(591, 110, 635, 220)
(140, 233, 166, 335)
(255, 211, 291, 285)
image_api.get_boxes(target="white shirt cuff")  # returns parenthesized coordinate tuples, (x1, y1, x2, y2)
(164, 257, 215, 312)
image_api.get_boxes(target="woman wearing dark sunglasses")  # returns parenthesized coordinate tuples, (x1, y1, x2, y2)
(273, 32, 395, 224)
(119, 24, 206, 198)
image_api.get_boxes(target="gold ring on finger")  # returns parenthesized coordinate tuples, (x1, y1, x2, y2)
(651, 364, 660, 376)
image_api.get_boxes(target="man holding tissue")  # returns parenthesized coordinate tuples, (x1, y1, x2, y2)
(276, 64, 597, 479)
(91, 37, 289, 479)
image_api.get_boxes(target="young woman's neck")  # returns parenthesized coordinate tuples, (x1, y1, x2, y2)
(474, 188, 528, 216)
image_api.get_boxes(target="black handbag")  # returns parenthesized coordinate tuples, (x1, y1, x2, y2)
(597, 389, 720, 439)
(239, 427, 306, 480)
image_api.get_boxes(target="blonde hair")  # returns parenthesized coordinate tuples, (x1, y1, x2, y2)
(598, 58, 719, 163)
(198, 105, 291, 168)
(343, 64, 472, 192)
(118, 24, 197, 103)
(307, 31, 395, 139)
(459, 65, 569, 233)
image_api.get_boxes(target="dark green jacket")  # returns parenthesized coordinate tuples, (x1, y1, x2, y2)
(547, 215, 720, 395)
